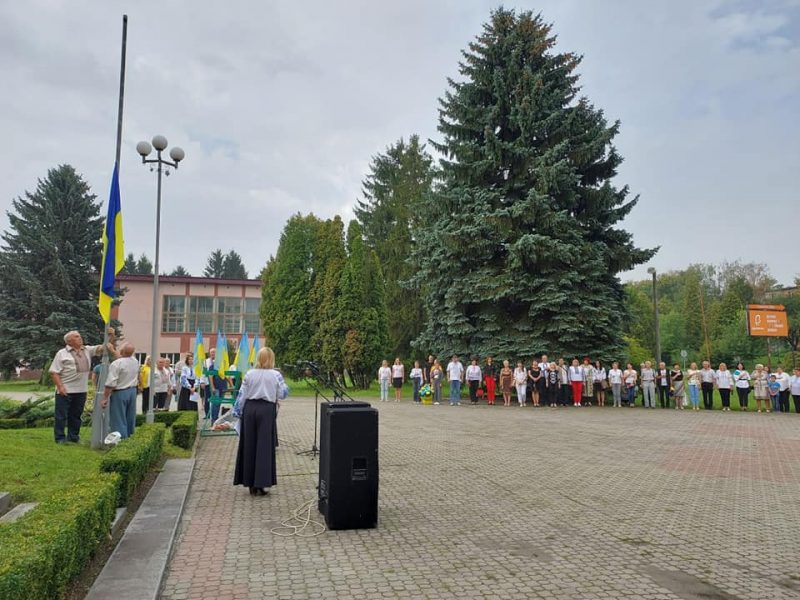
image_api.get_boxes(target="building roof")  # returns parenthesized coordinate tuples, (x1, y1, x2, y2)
(117, 274, 262, 286)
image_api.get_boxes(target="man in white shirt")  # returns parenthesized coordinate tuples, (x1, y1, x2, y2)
(49, 330, 104, 444)
(101, 343, 141, 439)
(776, 366, 791, 413)
(446, 355, 464, 406)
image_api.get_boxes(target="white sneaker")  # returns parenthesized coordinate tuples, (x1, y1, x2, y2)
(434, 402, 440, 405)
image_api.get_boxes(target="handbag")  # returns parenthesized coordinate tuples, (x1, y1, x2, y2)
(601, 379, 609, 390)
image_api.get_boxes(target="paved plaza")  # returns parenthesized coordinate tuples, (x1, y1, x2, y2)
(160, 399, 800, 599)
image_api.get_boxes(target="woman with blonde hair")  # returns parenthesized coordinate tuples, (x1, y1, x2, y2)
(233, 347, 287, 496)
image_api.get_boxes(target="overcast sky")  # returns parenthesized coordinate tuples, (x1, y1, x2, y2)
(1, 0, 798, 284)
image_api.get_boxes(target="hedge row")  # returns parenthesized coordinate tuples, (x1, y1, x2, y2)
(134, 411, 183, 427)
(100, 423, 165, 506)
(0, 419, 25, 429)
(171, 412, 198, 450)
(0, 473, 119, 600)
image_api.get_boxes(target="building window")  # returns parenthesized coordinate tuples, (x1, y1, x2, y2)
(188, 296, 214, 333)
(243, 298, 261, 334)
(217, 297, 242, 334)
(162, 295, 186, 333)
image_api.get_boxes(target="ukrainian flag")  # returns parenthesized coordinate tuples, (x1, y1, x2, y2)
(98, 164, 124, 323)
(236, 331, 250, 374)
(194, 329, 206, 378)
(248, 335, 259, 367)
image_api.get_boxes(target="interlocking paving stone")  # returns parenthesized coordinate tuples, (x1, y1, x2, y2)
(160, 400, 800, 599)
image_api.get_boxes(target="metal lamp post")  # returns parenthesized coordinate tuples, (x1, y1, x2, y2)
(647, 267, 661, 365)
(136, 135, 185, 424)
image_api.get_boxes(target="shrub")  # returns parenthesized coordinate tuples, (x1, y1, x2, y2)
(0, 419, 26, 429)
(171, 412, 198, 450)
(134, 411, 183, 428)
(99, 423, 165, 506)
(0, 473, 119, 600)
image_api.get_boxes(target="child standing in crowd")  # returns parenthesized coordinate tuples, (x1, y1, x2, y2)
(623, 363, 637, 407)
(513, 361, 528, 407)
(752, 364, 769, 413)
(545, 362, 559, 408)
(608, 361, 623, 407)
(466, 358, 482, 405)
(768, 374, 781, 412)
(430, 359, 443, 405)
(671, 364, 684, 409)
(392, 357, 404, 402)
(569, 359, 584, 406)
(410, 361, 423, 404)
(499, 360, 513, 407)
(378, 360, 391, 402)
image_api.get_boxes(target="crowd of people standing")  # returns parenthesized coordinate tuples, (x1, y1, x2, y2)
(379, 354, 800, 413)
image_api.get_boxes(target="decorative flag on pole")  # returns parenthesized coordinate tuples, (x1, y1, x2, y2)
(236, 331, 250, 373)
(220, 333, 231, 375)
(249, 335, 259, 367)
(98, 164, 124, 323)
(194, 329, 206, 378)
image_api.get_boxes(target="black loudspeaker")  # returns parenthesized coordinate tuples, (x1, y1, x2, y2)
(318, 402, 379, 530)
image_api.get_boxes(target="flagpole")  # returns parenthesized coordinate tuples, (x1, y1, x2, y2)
(92, 14, 128, 449)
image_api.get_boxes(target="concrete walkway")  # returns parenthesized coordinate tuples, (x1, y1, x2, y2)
(161, 398, 800, 599)
(87, 459, 194, 600)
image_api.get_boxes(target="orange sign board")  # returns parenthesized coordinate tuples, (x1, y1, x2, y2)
(747, 306, 788, 337)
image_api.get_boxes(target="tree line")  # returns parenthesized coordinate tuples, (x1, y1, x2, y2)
(120, 248, 248, 279)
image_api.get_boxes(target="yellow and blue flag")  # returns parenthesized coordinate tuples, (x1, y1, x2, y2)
(236, 331, 250, 373)
(98, 164, 124, 323)
(194, 329, 206, 378)
(249, 335, 259, 367)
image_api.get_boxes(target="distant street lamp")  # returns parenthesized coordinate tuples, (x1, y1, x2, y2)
(136, 135, 185, 424)
(647, 267, 661, 365)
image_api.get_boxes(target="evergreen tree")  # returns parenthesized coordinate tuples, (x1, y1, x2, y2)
(355, 135, 435, 358)
(122, 252, 137, 274)
(0, 165, 103, 371)
(411, 9, 655, 361)
(310, 217, 347, 379)
(203, 249, 225, 278)
(338, 221, 389, 387)
(135, 253, 153, 275)
(260, 215, 319, 365)
(222, 250, 248, 279)
(169, 265, 190, 276)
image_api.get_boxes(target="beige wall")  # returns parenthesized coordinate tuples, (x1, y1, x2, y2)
(114, 278, 262, 359)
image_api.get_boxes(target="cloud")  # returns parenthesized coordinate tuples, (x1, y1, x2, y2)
(0, 0, 798, 284)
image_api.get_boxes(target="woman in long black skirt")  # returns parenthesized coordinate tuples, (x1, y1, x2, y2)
(177, 354, 197, 411)
(233, 347, 283, 496)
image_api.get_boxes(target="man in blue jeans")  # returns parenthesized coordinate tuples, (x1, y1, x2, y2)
(49, 330, 105, 444)
(101, 343, 140, 439)
(446, 355, 464, 406)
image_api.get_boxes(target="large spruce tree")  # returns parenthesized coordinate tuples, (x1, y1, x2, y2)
(355, 135, 435, 359)
(0, 165, 104, 371)
(411, 9, 655, 361)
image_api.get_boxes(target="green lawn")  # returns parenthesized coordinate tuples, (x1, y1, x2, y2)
(0, 380, 50, 393)
(0, 427, 103, 503)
